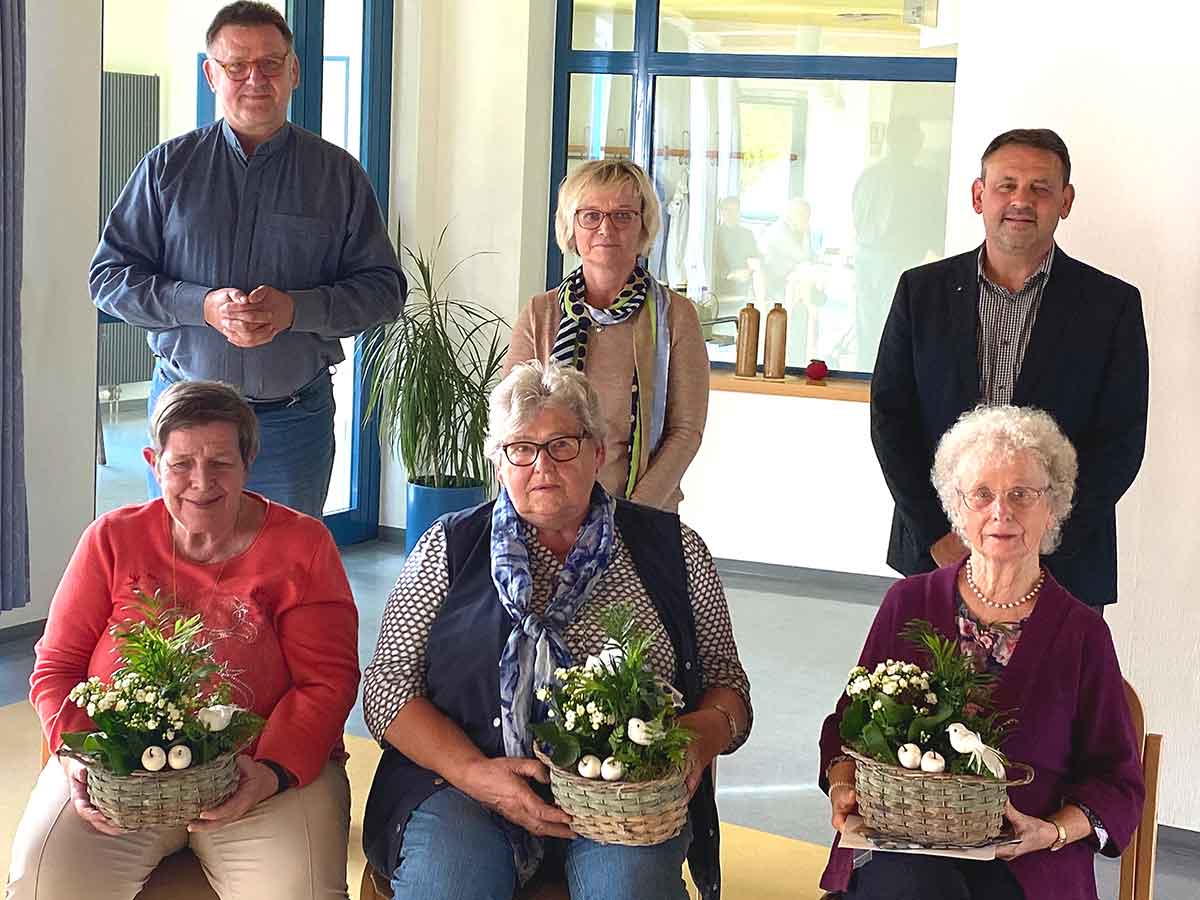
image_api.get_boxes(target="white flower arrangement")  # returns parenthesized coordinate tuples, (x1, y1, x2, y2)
(531, 605, 691, 783)
(838, 620, 1014, 778)
(60, 588, 263, 776)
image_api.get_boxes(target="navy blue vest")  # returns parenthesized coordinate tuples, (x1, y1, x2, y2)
(363, 498, 722, 899)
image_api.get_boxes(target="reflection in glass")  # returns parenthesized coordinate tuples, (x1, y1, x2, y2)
(659, 0, 958, 57)
(650, 76, 954, 373)
(97, 0, 288, 518)
(322, 0, 366, 514)
(561, 73, 635, 277)
(571, 0, 635, 51)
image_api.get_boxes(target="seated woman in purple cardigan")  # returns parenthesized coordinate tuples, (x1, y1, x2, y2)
(818, 405, 1145, 900)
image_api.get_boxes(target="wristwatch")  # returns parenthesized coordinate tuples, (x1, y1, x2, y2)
(1048, 819, 1069, 852)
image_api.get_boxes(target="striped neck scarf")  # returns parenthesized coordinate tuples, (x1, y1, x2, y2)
(552, 266, 666, 496)
(552, 265, 652, 367)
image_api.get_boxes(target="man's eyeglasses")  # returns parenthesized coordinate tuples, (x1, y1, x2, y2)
(574, 208, 642, 230)
(502, 435, 585, 466)
(209, 55, 290, 82)
(957, 485, 1050, 511)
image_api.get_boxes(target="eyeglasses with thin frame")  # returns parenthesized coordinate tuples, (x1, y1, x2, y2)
(208, 54, 290, 82)
(574, 208, 642, 230)
(502, 435, 585, 467)
(957, 485, 1050, 511)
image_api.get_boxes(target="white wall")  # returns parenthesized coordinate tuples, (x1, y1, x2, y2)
(946, 0, 1200, 832)
(679, 392, 894, 577)
(380, 0, 553, 527)
(14, 1, 103, 628)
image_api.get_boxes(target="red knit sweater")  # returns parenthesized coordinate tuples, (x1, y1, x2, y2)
(31, 496, 360, 788)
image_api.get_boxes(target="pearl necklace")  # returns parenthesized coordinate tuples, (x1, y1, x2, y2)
(965, 559, 1044, 610)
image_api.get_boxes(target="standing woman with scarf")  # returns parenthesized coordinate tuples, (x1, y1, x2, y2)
(504, 160, 709, 512)
(360, 362, 751, 900)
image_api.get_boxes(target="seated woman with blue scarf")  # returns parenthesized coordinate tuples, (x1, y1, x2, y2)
(361, 360, 752, 900)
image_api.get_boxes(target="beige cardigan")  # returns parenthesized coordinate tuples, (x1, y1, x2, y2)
(503, 286, 709, 512)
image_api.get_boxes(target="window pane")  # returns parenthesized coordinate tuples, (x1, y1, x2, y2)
(321, 1, 367, 515)
(659, 0, 957, 57)
(560, 73, 635, 278)
(649, 76, 954, 373)
(572, 0, 635, 51)
(97, 0, 287, 518)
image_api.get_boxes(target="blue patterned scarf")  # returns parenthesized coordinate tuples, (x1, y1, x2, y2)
(490, 482, 616, 881)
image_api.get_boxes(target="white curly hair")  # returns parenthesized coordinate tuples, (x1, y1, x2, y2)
(931, 405, 1078, 554)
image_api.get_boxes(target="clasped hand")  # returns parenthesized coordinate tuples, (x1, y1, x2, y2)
(204, 285, 295, 348)
(461, 757, 575, 840)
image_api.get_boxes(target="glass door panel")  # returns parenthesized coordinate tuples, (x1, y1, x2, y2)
(320, 1, 366, 516)
(651, 75, 954, 372)
(560, 73, 635, 279)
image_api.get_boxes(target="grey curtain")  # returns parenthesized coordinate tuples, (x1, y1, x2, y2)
(1, 0, 29, 612)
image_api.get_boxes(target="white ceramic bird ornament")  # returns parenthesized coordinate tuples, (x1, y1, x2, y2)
(626, 717, 665, 747)
(946, 723, 1007, 778)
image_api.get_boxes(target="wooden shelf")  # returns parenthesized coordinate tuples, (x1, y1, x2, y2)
(709, 370, 870, 403)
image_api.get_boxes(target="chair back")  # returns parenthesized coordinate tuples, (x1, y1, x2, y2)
(1118, 679, 1163, 900)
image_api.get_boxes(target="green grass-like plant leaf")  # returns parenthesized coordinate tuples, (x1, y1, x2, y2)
(361, 226, 508, 487)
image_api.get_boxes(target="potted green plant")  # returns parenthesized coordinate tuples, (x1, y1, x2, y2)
(362, 226, 507, 551)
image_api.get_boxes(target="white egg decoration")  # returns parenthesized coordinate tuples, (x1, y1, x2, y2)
(577, 754, 602, 779)
(600, 757, 625, 782)
(141, 745, 167, 772)
(920, 751, 946, 773)
(167, 745, 193, 770)
(897, 743, 923, 769)
(627, 717, 652, 746)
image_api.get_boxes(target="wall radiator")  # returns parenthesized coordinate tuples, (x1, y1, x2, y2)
(97, 72, 159, 388)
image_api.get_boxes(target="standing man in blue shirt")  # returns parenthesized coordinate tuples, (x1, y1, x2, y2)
(90, 1, 405, 518)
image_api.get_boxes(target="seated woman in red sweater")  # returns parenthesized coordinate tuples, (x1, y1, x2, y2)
(6, 380, 360, 900)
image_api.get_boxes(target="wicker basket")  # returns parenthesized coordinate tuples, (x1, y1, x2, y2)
(844, 747, 1034, 846)
(533, 746, 688, 846)
(62, 749, 241, 830)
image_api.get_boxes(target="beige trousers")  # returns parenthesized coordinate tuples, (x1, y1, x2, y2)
(5, 760, 351, 900)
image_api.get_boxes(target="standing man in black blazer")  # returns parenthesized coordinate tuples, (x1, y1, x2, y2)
(870, 128, 1148, 609)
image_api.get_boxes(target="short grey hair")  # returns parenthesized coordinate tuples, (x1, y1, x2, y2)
(149, 380, 260, 466)
(485, 360, 607, 462)
(931, 405, 1077, 555)
(554, 159, 662, 257)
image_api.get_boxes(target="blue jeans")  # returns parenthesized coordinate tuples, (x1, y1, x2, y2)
(390, 787, 693, 900)
(147, 363, 335, 518)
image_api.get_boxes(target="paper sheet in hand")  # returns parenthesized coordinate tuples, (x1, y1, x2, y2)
(839, 815, 1019, 860)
